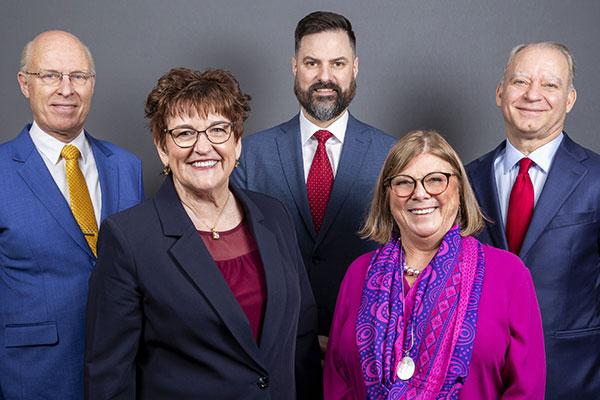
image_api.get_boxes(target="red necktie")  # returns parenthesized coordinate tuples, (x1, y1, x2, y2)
(506, 158, 534, 254)
(307, 130, 334, 233)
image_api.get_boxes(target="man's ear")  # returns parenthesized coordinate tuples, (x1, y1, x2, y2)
(17, 72, 30, 98)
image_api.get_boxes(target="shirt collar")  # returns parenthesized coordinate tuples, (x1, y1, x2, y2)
(28, 121, 89, 165)
(299, 109, 348, 145)
(502, 133, 563, 174)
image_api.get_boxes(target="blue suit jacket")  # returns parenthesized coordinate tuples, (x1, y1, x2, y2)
(466, 134, 600, 399)
(0, 125, 143, 400)
(231, 114, 396, 334)
(85, 177, 321, 399)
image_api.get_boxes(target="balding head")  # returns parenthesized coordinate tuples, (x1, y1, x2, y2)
(20, 30, 95, 73)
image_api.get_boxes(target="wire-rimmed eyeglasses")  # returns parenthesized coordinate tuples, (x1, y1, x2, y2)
(22, 70, 95, 86)
(385, 172, 455, 197)
(165, 122, 234, 147)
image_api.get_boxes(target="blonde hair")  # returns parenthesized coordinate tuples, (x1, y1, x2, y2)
(360, 130, 484, 244)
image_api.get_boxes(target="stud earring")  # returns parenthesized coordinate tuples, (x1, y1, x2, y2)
(161, 165, 171, 175)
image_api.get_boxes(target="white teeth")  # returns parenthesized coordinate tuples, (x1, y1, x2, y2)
(410, 207, 436, 215)
(192, 160, 217, 168)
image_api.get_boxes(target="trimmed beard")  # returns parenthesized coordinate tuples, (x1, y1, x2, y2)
(294, 78, 356, 122)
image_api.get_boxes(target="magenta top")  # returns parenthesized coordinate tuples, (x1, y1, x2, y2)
(199, 220, 267, 341)
(324, 243, 546, 399)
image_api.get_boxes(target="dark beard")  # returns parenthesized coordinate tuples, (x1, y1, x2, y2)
(294, 78, 356, 122)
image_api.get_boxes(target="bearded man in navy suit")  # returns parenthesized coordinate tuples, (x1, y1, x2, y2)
(466, 42, 600, 399)
(231, 11, 396, 350)
(0, 31, 143, 399)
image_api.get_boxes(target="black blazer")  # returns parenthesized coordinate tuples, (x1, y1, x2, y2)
(85, 177, 321, 399)
(466, 134, 600, 399)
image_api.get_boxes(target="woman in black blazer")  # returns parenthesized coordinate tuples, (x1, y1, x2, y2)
(84, 68, 321, 399)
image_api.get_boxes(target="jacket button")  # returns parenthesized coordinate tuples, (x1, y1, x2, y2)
(257, 375, 269, 389)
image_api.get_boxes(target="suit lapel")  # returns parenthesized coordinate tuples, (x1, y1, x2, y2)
(316, 115, 370, 246)
(275, 116, 315, 237)
(520, 135, 588, 259)
(155, 178, 265, 368)
(13, 128, 94, 257)
(88, 134, 118, 221)
(470, 142, 508, 249)
(233, 188, 287, 352)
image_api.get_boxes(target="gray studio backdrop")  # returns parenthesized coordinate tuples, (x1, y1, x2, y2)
(2, 1, 599, 196)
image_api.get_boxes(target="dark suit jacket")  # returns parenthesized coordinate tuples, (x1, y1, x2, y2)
(466, 134, 600, 399)
(0, 125, 143, 400)
(231, 114, 396, 334)
(85, 177, 321, 400)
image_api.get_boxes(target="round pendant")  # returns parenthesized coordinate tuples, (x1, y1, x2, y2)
(211, 230, 220, 240)
(396, 356, 415, 380)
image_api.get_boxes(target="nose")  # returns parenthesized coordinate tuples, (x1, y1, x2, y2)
(317, 64, 331, 82)
(57, 74, 74, 96)
(192, 132, 213, 152)
(411, 179, 430, 200)
(524, 81, 542, 101)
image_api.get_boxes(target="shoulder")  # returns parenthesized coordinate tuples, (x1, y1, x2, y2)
(341, 250, 377, 289)
(101, 198, 156, 233)
(242, 117, 297, 146)
(348, 114, 396, 146)
(480, 242, 532, 284)
(238, 188, 290, 220)
(465, 146, 499, 174)
(565, 135, 600, 169)
(87, 134, 141, 165)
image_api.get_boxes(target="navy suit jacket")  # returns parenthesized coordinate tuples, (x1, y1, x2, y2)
(0, 125, 143, 400)
(466, 134, 600, 399)
(85, 177, 321, 400)
(231, 114, 396, 334)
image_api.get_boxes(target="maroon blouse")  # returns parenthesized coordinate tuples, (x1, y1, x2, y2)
(198, 220, 267, 341)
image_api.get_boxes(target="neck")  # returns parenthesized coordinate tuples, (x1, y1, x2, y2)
(401, 239, 439, 269)
(506, 127, 563, 155)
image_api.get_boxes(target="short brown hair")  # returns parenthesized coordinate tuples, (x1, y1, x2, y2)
(145, 67, 251, 150)
(360, 130, 484, 244)
(295, 11, 356, 53)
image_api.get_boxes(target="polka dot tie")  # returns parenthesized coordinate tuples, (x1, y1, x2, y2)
(506, 157, 534, 254)
(306, 130, 334, 233)
(61, 145, 98, 256)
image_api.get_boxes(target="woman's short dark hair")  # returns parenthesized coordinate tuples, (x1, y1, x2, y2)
(145, 67, 251, 150)
(294, 11, 356, 53)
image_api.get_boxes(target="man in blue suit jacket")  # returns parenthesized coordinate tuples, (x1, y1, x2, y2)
(0, 31, 143, 399)
(466, 42, 600, 399)
(231, 12, 396, 343)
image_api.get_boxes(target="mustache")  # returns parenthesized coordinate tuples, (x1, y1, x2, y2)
(309, 81, 341, 95)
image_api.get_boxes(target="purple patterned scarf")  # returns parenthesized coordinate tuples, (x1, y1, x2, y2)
(356, 226, 485, 399)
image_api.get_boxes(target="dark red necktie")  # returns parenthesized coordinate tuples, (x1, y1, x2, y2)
(307, 130, 334, 233)
(506, 158, 534, 254)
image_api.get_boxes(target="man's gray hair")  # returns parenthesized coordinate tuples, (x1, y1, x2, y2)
(500, 41, 575, 89)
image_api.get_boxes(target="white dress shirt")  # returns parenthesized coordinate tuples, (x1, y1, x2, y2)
(493, 133, 563, 226)
(29, 121, 102, 225)
(300, 109, 348, 182)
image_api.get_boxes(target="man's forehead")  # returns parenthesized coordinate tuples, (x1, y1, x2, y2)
(510, 47, 569, 74)
(30, 39, 90, 69)
(297, 30, 354, 56)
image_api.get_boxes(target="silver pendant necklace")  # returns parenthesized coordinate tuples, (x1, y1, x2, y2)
(397, 248, 416, 381)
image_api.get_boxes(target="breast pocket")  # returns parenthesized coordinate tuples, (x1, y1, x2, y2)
(4, 321, 58, 347)
(546, 211, 597, 230)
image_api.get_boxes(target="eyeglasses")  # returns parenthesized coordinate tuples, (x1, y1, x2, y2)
(165, 122, 234, 147)
(385, 172, 455, 197)
(23, 70, 95, 86)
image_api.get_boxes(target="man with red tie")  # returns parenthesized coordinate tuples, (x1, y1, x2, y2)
(466, 42, 600, 399)
(232, 11, 396, 350)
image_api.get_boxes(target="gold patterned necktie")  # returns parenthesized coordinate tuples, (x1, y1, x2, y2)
(61, 145, 98, 256)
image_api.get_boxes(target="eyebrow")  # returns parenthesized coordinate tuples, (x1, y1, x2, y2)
(170, 120, 230, 130)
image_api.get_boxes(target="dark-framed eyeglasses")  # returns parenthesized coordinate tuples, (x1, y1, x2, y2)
(165, 122, 234, 147)
(385, 171, 455, 197)
(22, 70, 95, 86)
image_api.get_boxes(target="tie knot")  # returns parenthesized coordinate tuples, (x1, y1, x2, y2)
(61, 145, 81, 161)
(518, 157, 533, 174)
(313, 130, 333, 144)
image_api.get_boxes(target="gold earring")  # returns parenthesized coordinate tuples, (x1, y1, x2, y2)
(161, 165, 171, 175)
(235, 159, 240, 168)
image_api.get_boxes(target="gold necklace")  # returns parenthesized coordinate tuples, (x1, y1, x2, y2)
(194, 191, 231, 240)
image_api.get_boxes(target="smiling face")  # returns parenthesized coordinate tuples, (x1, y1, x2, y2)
(292, 29, 358, 127)
(390, 152, 460, 249)
(157, 112, 241, 199)
(496, 45, 576, 152)
(17, 31, 95, 142)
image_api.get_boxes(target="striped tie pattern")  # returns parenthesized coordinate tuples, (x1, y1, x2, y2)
(61, 145, 98, 256)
